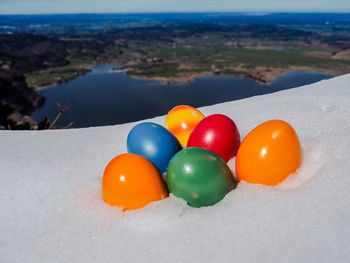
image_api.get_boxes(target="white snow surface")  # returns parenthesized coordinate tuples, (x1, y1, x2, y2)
(1, 74, 350, 262)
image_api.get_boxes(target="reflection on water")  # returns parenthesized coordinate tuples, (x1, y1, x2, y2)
(31, 64, 333, 128)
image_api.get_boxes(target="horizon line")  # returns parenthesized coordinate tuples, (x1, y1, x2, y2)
(1, 11, 350, 16)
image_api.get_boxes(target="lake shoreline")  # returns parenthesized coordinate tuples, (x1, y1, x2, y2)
(32, 60, 347, 90)
(121, 65, 344, 85)
(30, 59, 120, 90)
(30, 63, 94, 91)
(31, 65, 333, 128)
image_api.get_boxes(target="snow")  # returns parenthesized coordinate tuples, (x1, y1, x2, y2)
(1, 74, 350, 262)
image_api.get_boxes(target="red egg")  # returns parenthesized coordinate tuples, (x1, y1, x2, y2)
(187, 114, 240, 162)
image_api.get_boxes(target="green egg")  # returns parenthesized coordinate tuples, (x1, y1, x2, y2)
(167, 147, 236, 207)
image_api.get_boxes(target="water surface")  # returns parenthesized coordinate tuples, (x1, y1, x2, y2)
(31, 65, 333, 128)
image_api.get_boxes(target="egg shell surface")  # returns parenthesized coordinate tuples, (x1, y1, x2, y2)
(167, 147, 236, 208)
(187, 114, 241, 162)
(102, 153, 168, 210)
(235, 120, 301, 185)
(165, 105, 205, 147)
(127, 122, 182, 173)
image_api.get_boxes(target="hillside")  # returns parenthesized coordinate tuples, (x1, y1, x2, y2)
(0, 74, 349, 262)
(0, 69, 45, 129)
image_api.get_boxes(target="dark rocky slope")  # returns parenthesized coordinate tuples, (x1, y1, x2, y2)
(0, 69, 45, 129)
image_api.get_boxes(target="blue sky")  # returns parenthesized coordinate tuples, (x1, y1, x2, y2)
(0, 0, 349, 14)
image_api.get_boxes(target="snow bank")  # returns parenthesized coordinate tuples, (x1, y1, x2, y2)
(1, 74, 350, 262)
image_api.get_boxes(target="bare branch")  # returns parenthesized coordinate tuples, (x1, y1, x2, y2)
(48, 102, 75, 129)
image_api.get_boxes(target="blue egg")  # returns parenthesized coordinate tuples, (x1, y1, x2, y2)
(127, 122, 182, 173)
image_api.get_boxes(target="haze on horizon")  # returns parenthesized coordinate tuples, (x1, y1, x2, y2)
(0, 0, 349, 15)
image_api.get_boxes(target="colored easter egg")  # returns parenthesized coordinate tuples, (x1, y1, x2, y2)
(127, 122, 182, 173)
(235, 120, 301, 186)
(165, 105, 205, 147)
(187, 114, 240, 162)
(167, 147, 236, 207)
(102, 153, 168, 210)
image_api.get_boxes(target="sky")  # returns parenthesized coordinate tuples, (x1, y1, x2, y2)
(0, 0, 349, 14)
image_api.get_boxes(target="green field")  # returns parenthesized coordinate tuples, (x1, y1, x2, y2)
(25, 64, 90, 89)
(120, 33, 350, 83)
(24, 28, 350, 88)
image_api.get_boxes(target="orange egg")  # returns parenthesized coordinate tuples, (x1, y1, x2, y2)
(102, 153, 168, 210)
(165, 105, 205, 147)
(235, 120, 301, 185)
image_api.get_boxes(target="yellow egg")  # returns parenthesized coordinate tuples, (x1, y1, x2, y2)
(165, 105, 205, 147)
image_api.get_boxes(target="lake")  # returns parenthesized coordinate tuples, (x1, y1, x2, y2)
(31, 64, 333, 128)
